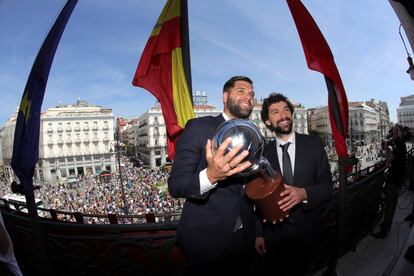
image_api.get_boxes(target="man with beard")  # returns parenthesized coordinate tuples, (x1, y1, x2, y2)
(168, 76, 257, 274)
(254, 93, 333, 275)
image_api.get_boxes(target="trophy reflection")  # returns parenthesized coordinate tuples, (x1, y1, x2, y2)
(212, 119, 289, 222)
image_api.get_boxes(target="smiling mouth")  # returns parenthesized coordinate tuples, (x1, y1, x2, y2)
(239, 102, 251, 108)
(278, 120, 291, 127)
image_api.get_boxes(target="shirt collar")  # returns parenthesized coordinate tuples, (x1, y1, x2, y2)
(222, 112, 231, 121)
(275, 132, 296, 147)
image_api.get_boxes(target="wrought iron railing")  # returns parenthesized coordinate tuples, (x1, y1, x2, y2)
(2, 152, 413, 275)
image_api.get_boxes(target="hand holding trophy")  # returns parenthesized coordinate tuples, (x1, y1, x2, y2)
(212, 119, 289, 222)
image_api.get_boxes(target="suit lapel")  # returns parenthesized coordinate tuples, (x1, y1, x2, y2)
(265, 140, 281, 174)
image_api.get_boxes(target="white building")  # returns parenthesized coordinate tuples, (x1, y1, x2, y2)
(136, 103, 221, 168)
(308, 100, 390, 151)
(308, 106, 333, 147)
(0, 100, 116, 183)
(41, 100, 116, 182)
(349, 102, 379, 148)
(0, 112, 18, 182)
(397, 95, 414, 133)
(292, 102, 308, 135)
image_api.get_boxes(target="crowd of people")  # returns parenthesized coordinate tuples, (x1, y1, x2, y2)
(0, 159, 184, 224)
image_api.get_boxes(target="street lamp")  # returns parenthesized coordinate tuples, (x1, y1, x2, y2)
(110, 132, 129, 215)
(399, 24, 414, 81)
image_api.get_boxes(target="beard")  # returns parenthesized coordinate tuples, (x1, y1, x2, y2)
(273, 119, 293, 135)
(226, 96, 252, 119)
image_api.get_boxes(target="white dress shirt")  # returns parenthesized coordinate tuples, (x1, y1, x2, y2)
(199, 112, 231, 194)
(275, 132, 296, 176)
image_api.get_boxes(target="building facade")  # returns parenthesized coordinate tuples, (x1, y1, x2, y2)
(40, 100, 116, 182)
(308, 100, 390, 152)
(135, 103, 221, 168)
(135, 94, 308, 168)
(397, 95, 414, 133)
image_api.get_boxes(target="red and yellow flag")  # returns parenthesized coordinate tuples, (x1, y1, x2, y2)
(132, 0, 194, 160)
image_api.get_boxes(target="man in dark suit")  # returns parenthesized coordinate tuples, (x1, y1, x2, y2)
(168, 76, 257, 273)
(373, 124, 407, 238)
(255, 93, 333, 275)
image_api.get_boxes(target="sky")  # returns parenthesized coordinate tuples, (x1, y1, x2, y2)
(0, 0, 413, 125)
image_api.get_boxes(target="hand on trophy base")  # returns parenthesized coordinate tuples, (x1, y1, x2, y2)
(245, 171, 290, 223)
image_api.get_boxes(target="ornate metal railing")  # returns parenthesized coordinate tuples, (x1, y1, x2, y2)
(2, 154, 412, 275)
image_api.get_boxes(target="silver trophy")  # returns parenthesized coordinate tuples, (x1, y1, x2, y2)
(212, 119, 289, 221)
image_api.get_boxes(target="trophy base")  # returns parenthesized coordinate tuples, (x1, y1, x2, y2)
(245, 171, 289, 221)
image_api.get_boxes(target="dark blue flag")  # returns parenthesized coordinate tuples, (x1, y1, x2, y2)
(11, 0, 78, 192)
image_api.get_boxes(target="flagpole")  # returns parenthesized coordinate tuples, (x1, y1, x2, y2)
(324, 157, 347, 276)
(10, 0, 78, 273)
(23, 182, 54, 274)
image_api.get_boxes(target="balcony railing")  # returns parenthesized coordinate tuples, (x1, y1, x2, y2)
(2, 154, 410, 275)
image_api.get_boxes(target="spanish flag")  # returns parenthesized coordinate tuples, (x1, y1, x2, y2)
(132, 0, 194, 160)
(287, 0, 349, 159)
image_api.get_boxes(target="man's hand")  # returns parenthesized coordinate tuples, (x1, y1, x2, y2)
(205, 137, 251, 183)
(278, 184, 307, 212)
(255, 237, 266, 256)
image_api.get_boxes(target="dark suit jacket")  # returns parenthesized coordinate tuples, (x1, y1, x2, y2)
(259, 132, 333, 244)
(168, 115, 256, 261)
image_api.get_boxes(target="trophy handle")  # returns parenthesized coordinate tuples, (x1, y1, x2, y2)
(258, 156, 277, 179)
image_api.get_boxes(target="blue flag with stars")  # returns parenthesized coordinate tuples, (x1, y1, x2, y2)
(11, 0, 78, 192)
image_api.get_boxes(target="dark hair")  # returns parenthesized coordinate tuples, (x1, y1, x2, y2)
(261, 93, 294, 127)
(223, 76, 253, 93)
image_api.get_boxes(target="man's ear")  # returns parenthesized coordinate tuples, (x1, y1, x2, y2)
(223, 91, 228, 104)
(265, 119, 271, 126)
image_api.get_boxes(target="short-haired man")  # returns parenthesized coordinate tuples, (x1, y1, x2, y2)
(168, 76, 257, 273)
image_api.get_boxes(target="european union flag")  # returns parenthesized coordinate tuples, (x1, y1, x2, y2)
(11, 0, 78, 192)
